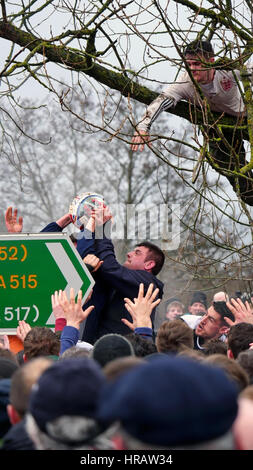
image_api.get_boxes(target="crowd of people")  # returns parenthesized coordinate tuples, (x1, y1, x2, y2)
(1, 203, 253, 451)
(2, 36, 253, 452)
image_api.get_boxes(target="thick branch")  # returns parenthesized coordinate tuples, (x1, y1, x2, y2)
(0, 21, 248, 132)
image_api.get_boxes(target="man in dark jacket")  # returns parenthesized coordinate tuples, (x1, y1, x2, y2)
(79, 236, 164, 343)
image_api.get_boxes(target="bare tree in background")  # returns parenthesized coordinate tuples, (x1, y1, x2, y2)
(0, 0, 253, 293)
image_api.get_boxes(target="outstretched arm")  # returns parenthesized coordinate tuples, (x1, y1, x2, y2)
(55, 213, 73, 229)
(131, 92, 177, 152)
(58, 287, 94, 355)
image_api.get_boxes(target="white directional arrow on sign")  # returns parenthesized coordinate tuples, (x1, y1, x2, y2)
(45, 242, 83, 325)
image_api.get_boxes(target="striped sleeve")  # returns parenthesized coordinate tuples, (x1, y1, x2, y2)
(137, 95, 175, 132)
(136, 72, 190, 132)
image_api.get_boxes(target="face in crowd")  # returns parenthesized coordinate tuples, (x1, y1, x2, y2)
(195, 305, 227, 340)
(188, 302, 207, 316)
(166, 305, 183, 321)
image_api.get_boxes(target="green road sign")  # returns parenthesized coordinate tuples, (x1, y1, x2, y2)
(0, 233, 95, 334)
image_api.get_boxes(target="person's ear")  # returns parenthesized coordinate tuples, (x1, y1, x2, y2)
(144, 260, 155, 272)
(227, 348, 234, 359)
(218, 325, 229, 337)
(7, 404, 21, 425)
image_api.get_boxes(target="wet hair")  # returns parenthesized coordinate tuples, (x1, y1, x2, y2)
(184, 39, 214, 57)
(202, 338, 227, 356)
(237, 350, 253, 385)
(136, 242, 165, 275)
(227, 323, 253, 359)
(213, 301, 234, 326)
(125, 334, 157, 358)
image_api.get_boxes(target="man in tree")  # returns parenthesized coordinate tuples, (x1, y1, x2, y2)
(131, 39, 253, 203)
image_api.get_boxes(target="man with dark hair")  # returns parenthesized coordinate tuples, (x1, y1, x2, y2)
(131, 38, 253, 203)
(237, 349, 253, 385)
(77, 208, 164, 344)
(133, 242, 165, 276)
(182, 301, 234, 351)
(125, 333, 158, 358)
(227, 323, 253, 359)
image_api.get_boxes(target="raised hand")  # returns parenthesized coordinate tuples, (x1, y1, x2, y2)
(225, 298, 253, 326)
(16, 320, 32, 343)
(51, 290, 66, 320)
(5, 207, 23, 233)
(122, 283, 161, 330)
(58, 287, 94, 329)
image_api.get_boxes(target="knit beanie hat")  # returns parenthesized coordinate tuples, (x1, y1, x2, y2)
(92, 334, 135, 368)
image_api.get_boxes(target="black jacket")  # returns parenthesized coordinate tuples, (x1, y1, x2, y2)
(79, 236, 164, 344)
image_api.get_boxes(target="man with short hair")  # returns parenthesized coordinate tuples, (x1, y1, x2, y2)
(182, 301, 234, 351)
(227, 323, 253, 359)
(131, 39, 253, 203)
(78, 223, 164, 343)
